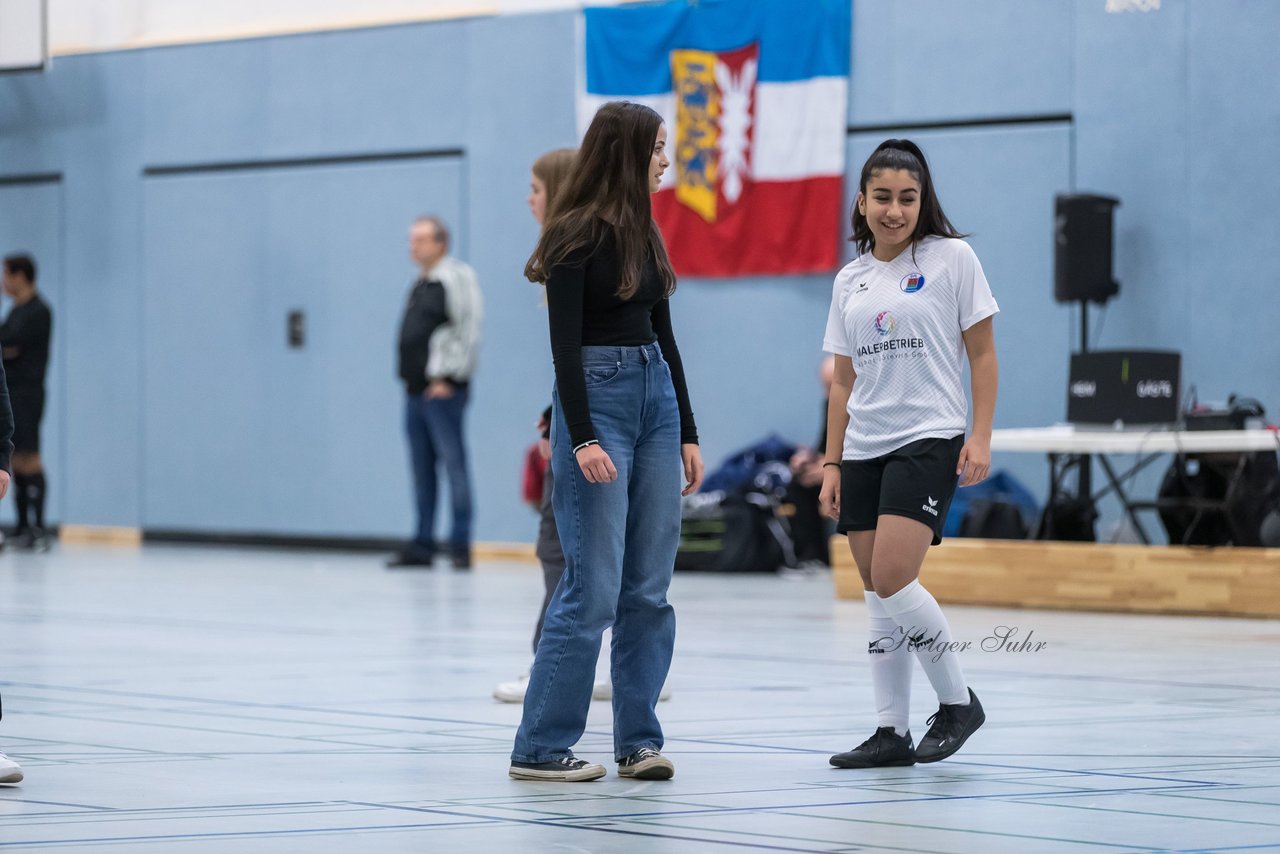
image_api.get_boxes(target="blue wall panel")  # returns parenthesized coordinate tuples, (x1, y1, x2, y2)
(1073, 0, 1191, 356)
(142, 22, 471, 166)
(461, 11, 580, 543)
(1183, 0, 1280, 411)
(142, 157, 464, 535)
(0, 51, 148, 528)
(850, 0, 1073, 126)
(60, 55, 147, 528)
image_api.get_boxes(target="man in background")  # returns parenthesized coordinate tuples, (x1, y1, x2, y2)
(388, 216, 482, 569)
(1, 253, 53, 551)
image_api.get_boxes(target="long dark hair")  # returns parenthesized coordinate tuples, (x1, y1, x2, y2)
(525, 101, 676, 300)
(850, 139, 965, 257)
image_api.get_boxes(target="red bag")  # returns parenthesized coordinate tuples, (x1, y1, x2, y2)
(521, 442, 547, 504)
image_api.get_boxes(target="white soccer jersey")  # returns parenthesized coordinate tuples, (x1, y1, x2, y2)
(823, 236, 999, 460)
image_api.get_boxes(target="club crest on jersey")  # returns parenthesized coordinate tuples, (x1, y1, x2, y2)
(900, 272, 926, 293)
(874, 311, 897, 336)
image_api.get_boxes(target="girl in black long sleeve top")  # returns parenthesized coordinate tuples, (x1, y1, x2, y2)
(546, 227, 698, 451)
(510, 102, 702, 783)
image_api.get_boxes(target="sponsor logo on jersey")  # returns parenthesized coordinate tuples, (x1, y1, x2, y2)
(900, 272, 926, 293)
(860, 310, 925, 357)
(855, 281, 869, 294)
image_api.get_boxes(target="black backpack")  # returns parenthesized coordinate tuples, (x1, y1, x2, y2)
(1035, 494, 1098, 541)
(676, 489, 795, 573)
(960, 499, 1030, 539)
(1158, 451, 1280, 547)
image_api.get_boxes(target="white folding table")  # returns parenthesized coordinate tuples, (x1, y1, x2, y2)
(990, 426, 1280, 543)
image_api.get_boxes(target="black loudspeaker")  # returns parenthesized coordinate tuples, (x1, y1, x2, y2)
(1054, 193, 1120, 304)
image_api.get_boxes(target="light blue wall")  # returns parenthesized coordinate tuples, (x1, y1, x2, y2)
(849, 0, 1073, 124)
(0, 1, 1276, 544)
(1, 51, 146, 528)
(140, 157, 467, 534)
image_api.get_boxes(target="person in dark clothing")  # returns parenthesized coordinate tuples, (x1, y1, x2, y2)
(1, 253, 52, 552)
(0, 309, 23, 783)
(787, 356, 837, 566)
(388, 216, 483, 569)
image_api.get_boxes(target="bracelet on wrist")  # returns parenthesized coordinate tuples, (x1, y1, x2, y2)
(822, 461, 842, 469)
(573, 440, 600, 454)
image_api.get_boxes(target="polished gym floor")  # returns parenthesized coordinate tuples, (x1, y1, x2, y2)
(1, 544, 1277, 852)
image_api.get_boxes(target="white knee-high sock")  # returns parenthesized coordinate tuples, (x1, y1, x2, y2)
(865, 590, 912, 735)
(878, 580, 969, 706)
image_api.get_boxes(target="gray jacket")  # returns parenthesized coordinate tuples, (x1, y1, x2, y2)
(425, 255, 483, 383)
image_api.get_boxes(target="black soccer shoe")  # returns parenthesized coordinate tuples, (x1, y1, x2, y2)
(915, 688, 985, 763)
(829, 726, 916, 768)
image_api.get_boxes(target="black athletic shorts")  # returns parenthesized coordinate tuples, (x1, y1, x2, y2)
(837, 435, 965, 546)
(9, 386, 45, 454)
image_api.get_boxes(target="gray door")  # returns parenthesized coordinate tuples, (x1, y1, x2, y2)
(142, 156, 465, 536)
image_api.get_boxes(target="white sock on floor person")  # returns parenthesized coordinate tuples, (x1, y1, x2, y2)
(865, 590, 913, 734)
(878, 580, 970, 706)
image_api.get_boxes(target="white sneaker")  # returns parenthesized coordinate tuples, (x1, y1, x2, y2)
(493, 674, 530, 704)
(0, 753, 23, 784)
(617, 747, 675, 780)
(509, 755, 606, 782)
(591, 681, 672, 702)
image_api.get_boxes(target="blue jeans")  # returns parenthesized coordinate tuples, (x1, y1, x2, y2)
(512, 342, 682, 763)
(403, 389, 473, 556)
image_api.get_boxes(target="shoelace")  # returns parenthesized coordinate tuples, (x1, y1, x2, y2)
(626, 748, 660, 764)
(924, 705, 956, 739)
(556, 756, 588, 769)
(854, 727, 897, 752)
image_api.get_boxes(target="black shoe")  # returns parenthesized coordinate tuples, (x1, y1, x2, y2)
(9, 528, 33, 550)
(450, 552, 472, 570)
(385, 549, 434, 568)
(915, 688, 985, 763)
(509, 755, 606, 782)
(829, 727, 916, 768)
(617, 747, 675, 780)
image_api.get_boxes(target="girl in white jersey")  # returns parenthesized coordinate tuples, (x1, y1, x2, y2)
(820, 139, 999, 768)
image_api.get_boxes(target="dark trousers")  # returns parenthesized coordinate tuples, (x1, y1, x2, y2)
(404, 389, 473, 556)
(787, 481, 831, 565)
(533, 466, 566, 653)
